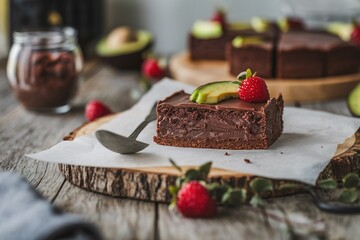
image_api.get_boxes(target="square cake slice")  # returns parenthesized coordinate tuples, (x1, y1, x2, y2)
(154, 91, 284, 150)
(226, 38, 274, 78)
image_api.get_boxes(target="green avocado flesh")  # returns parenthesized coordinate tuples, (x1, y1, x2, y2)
(192, 21, 222, 39)
(326, 22, 353, 41)
(96, 30, 152, 56)
(348, 83, 360, 117)
(232, 36, 265, 48)
(251, 17, 270, 33)
(190, 81, 240, 104)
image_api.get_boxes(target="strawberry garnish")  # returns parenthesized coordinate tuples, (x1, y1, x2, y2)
(211, 8, 227, 28)
(177, 181, 217, 218)
(85, 100, 112, 122)
(237, 69, 270, 103)
(351, 23, 360, 45)
(142, 58, 166, 80)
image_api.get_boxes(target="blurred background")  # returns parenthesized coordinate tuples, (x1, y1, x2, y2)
(1, 0, 360, 58)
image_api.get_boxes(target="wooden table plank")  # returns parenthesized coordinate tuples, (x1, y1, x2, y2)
(53, 181, 156, 240)
(158, 203, 291, 240)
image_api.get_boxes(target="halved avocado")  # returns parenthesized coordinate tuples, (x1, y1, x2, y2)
(232, 36, 265, 48)
(191, 21, 223, 39)
(348, 83, 360, 117)
(251, 17, 270, 33)
(326, 22, 354, 41)
(190, 81, 240, 104)
(96, 30, 152, 56)
(95, 29, 153, 70)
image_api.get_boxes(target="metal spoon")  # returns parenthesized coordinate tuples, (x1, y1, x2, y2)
(95, 102, 157, 154)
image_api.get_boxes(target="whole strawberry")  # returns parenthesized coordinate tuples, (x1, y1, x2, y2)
(85, 100, 112, 122)
(177, 181, 217, 218)
(237, 69, 270, 103)
(142, 58, 166, 80)
(351, 23, 360, 45)
(211, 8, 227, 28)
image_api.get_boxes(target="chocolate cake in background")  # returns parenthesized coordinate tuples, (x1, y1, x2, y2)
(277, 31, 360, 78)
(188, 15, 360, 79)
(154, 91, 284, 150)
(189, 34, 228, 60)
(226, 37, 274, 78)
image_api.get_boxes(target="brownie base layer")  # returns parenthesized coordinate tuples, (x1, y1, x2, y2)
(188, 34, 227, 60)
(153, 137, 270, 150)
(226, 42, 274, 78)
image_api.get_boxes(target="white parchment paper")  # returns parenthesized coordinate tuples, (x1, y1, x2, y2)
(27, 79, 360, 185)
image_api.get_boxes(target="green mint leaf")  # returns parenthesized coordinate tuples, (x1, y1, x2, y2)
(250, 177, 273, 194)
(168, 199, 177, 210)
(221, 188, 246, 207)
(175, 176, 189, 188)
(250, 194, 265, 207)
(318, 178, 337, 190)
(339, 189, 358, 203)
(185, 169, 203, 181)
(206, 182, 220, 191)
(237, 71, 247, 81)
(169, 158, 182, 173)
(206, 183, 228, 201)
(278, 183, 302, 191)
(246, 68, 253, 79)
(168, 185, 179, 197)
(343, 173, 360, 189)
(199, 162, 212, 179)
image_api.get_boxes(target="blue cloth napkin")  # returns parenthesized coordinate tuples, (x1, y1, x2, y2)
(0, 171, 101, 240)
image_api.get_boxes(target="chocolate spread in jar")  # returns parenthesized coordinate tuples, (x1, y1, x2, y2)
(13, 48, 78, 110)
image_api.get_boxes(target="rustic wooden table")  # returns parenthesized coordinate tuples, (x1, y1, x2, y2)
(0, 62, 359, 240)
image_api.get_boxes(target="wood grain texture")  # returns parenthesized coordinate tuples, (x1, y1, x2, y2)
(53, 181, 156, 240)
(169, 52, 360, 104)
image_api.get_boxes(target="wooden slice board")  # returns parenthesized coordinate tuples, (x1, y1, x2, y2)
(169, 52, 360, 104)
(59, 113, 360, 203)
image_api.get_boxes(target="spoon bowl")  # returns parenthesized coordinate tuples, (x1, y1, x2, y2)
(96, 130, 149, 154)
(95, 102, 157, 154)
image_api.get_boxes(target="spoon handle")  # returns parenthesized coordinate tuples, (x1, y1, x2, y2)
(128, 120, 151, 139)
(128, 102, 158, 139)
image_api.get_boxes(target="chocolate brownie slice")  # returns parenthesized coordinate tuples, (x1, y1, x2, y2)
(154, 91, 283, 150)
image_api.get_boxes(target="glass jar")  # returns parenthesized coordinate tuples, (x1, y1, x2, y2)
(7, 27, 83, 113)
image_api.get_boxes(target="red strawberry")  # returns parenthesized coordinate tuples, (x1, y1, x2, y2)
(177, 181, 217, 218)
(85, 100, 112, 122)
(351, 24, 360, 45)
(211, 9, 226, 28)
(142, 58, 166, 79)
(237, 69, 270, 103)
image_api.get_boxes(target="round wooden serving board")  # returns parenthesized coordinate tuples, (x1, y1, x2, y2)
(59, 113, 360, 202)
(169, 52, 360, 104)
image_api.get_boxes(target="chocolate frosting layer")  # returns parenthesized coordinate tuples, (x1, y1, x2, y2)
(160, 90, 271, 111)
(279, 32, 344, 51)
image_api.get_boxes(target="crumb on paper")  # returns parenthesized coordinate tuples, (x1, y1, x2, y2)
(321, 146, 323, 148)
(224, 152, 230, 156)
(244, 159, 251, 163)
(280, 152, 284, 154)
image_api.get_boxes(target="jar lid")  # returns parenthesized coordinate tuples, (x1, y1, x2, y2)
(13, 27, 77, 45)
